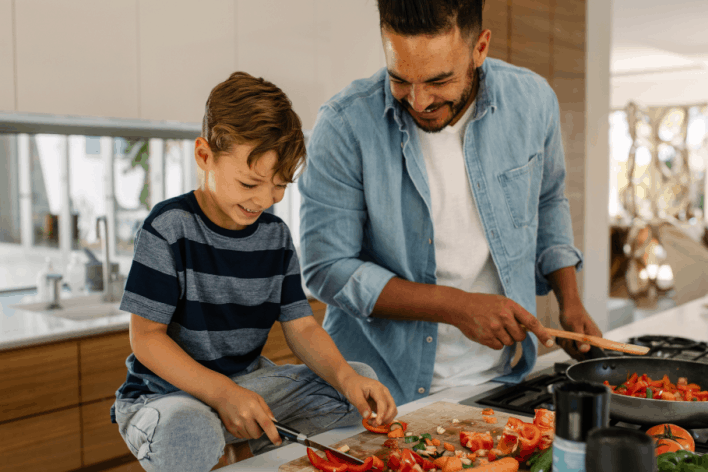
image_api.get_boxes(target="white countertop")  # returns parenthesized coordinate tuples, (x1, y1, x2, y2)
(228, 294, 708, 472)
(0, 292, 129, 350)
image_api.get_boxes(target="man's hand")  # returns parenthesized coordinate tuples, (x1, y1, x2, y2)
(212, 383, 282, 447)
(337, 372, 398, 427)
(447, 292, 555, 350)
(558, 303, 603, 361)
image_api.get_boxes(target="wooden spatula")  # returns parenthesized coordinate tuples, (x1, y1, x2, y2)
(521, 325, 650, 355)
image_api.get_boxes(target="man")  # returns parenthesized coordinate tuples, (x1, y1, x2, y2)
(298, 0, 602, 406)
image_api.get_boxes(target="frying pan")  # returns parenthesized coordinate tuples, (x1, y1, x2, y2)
(565, 357, 708, 428)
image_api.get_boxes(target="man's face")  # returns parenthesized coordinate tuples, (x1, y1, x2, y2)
(382, 25, 487, 132)
(195, 139, 287, 230)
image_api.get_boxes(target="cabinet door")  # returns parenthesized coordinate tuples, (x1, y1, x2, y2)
(82, 398, 132, 466)
(0, 341, 79, 422)
(0, 406, 81, 472)
(79, 331, 132, 403)
(14, 0, 139, 118)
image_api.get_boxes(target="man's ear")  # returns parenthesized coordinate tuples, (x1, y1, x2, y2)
(194, 137, 213, 171)
(473, 29, 492, 68)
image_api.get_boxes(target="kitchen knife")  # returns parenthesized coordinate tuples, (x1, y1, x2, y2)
(273, 422, 365, 465)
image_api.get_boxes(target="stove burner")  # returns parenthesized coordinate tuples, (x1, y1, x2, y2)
(625, 335, 708, 362)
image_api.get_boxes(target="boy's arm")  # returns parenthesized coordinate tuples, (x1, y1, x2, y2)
(129, 314, 282, 445)
(280, 315, 397, 425)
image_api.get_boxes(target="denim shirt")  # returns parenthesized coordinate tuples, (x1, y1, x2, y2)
(298, 58, 583, 406)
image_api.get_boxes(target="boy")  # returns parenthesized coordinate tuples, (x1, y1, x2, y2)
(111, 72, 397, 472)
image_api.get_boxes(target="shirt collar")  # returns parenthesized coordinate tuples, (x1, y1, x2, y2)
(382, 59, 498, 125)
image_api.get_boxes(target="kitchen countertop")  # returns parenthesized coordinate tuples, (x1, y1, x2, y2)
(228, 293, 708, 471)
(0, 292, 130, 351)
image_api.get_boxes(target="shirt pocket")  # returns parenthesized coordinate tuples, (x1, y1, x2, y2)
(497, 153, 543, 229)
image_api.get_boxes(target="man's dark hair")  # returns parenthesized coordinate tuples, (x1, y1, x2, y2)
(378, 0, 484, 38)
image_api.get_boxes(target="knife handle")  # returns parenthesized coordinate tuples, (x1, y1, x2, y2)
(274, 422, 306, 444)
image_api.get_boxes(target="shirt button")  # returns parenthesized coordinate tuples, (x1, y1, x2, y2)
(418, 387, 425, 394)
(491, 231, 496, 238)
(426, 336, 433, 343)
(476, 182, 481, 189)
(428, 238, 432, 244)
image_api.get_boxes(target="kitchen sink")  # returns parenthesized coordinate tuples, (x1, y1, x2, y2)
(10, 293, 126, 321)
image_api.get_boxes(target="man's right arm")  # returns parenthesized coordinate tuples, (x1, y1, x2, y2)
(299, 109, 553, 349)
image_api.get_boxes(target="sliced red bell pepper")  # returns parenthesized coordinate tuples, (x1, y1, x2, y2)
(362, 417, 391, 434)
(460, 431, 494, 452)
(387, 453, 401, 470)
(408, 450, 435, 470)
(371, 455, 384, 472)
(347, 456, 374, 472)
(307, 448, 349, 472)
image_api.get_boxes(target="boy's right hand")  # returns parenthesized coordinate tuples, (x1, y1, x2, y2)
(213, 383, 282, 447)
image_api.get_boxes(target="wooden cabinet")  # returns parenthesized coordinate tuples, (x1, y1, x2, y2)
(82, 398, 131, 466)
(0, 341, 79, 422)
(0, 406, 82, 472)
(79, 332, 133, 403)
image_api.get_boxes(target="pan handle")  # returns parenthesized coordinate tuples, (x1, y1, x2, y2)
(582, 346, 608, 360)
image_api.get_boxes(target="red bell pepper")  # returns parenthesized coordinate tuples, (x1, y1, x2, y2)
(347, 456, 374, 472)
(362, 417, 391, 434)
(460, 431, 494, 452)
(387, 453, 402, 470)
(307, 448, 349, 472)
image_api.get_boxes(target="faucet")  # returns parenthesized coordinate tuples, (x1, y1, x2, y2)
(96, 216, 123, 302)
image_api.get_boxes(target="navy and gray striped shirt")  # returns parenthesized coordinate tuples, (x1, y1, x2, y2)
(113, 191, 311, 411)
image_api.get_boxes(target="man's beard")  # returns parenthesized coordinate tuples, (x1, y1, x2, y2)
(401, 66, 478, 133)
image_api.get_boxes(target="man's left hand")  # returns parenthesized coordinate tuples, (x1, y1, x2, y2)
(557, 304, 603, 361)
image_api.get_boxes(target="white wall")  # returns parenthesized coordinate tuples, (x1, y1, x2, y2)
(0, 0, 385, 129)
(584, 0, 613, 332)
(612, 68, 708, 109)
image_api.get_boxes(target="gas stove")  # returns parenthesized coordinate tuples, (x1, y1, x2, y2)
(459, 335, 708, 454)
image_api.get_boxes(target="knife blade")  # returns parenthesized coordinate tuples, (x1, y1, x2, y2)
(274, 422, 365, 465)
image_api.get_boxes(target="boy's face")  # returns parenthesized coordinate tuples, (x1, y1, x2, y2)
(194, 138, 287, 230)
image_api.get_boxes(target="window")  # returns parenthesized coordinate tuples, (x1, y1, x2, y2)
(0, 113, 200, 291)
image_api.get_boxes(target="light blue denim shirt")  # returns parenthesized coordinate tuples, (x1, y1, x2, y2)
(298, 58, 583, 406)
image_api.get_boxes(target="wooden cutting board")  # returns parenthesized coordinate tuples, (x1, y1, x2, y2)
(278, 401, 535, 471)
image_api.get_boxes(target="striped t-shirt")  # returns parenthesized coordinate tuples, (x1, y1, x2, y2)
(113, 191, 311, 408)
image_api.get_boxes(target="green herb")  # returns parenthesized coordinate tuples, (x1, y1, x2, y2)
(404, 435, 419, 444)
(420, 433, 432, 440)
(412, 442, 426, 452)
(646, 388, 653, 399)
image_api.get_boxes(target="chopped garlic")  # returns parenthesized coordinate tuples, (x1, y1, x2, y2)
(452, 419, 460, 424)
(455, 450, 463, 457)
(496, 435, 501, 441)
(405, 432, 413, 437)
(337, 445, 350, 453)
(461, 458, 472, 466)
(426, 446, 437, 453)
(436, 426, 446, 434)
(418, 450, 429, 457)
(369, 411, 377, 418)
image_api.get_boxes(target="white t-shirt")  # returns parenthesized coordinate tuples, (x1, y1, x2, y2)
(417, 102, 508, 394)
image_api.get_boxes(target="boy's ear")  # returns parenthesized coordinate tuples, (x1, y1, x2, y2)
(194, 137, 213, 171)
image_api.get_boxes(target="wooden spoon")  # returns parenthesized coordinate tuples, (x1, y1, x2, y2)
(545, 328, 650, 355)
(521, 325, 650, 355)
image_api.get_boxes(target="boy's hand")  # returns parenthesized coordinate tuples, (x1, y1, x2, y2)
(339, 373, 397, 426)
(213, 384, 282, 447)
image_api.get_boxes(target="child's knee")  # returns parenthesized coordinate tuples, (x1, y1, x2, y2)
(349, 361, 378, 381)
(126, 404, 225, 471)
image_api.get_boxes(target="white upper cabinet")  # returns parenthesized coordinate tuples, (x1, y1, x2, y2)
(313, 0, 385, 107)
(138, 0, 237, 123)
(235, 0, 319, 129)
(0, 0, 15, 113)
(14, 0, 139, 118)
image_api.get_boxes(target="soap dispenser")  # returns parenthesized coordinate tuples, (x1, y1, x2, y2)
(35, 257, 54, 302)
(66, 252, 85, 294)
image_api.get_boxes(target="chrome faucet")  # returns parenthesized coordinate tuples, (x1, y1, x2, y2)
(96, 216, 123, 302)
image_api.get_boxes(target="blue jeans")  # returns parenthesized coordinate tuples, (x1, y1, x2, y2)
(113, 357, 375, 472)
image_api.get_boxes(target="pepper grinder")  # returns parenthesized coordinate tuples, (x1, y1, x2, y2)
(553, 381, 611, 472)
(585, 427, 657, 472)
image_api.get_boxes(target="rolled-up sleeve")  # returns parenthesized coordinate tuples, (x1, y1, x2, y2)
(299, 106, 396, 319)
(535, 91, 584, 295)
